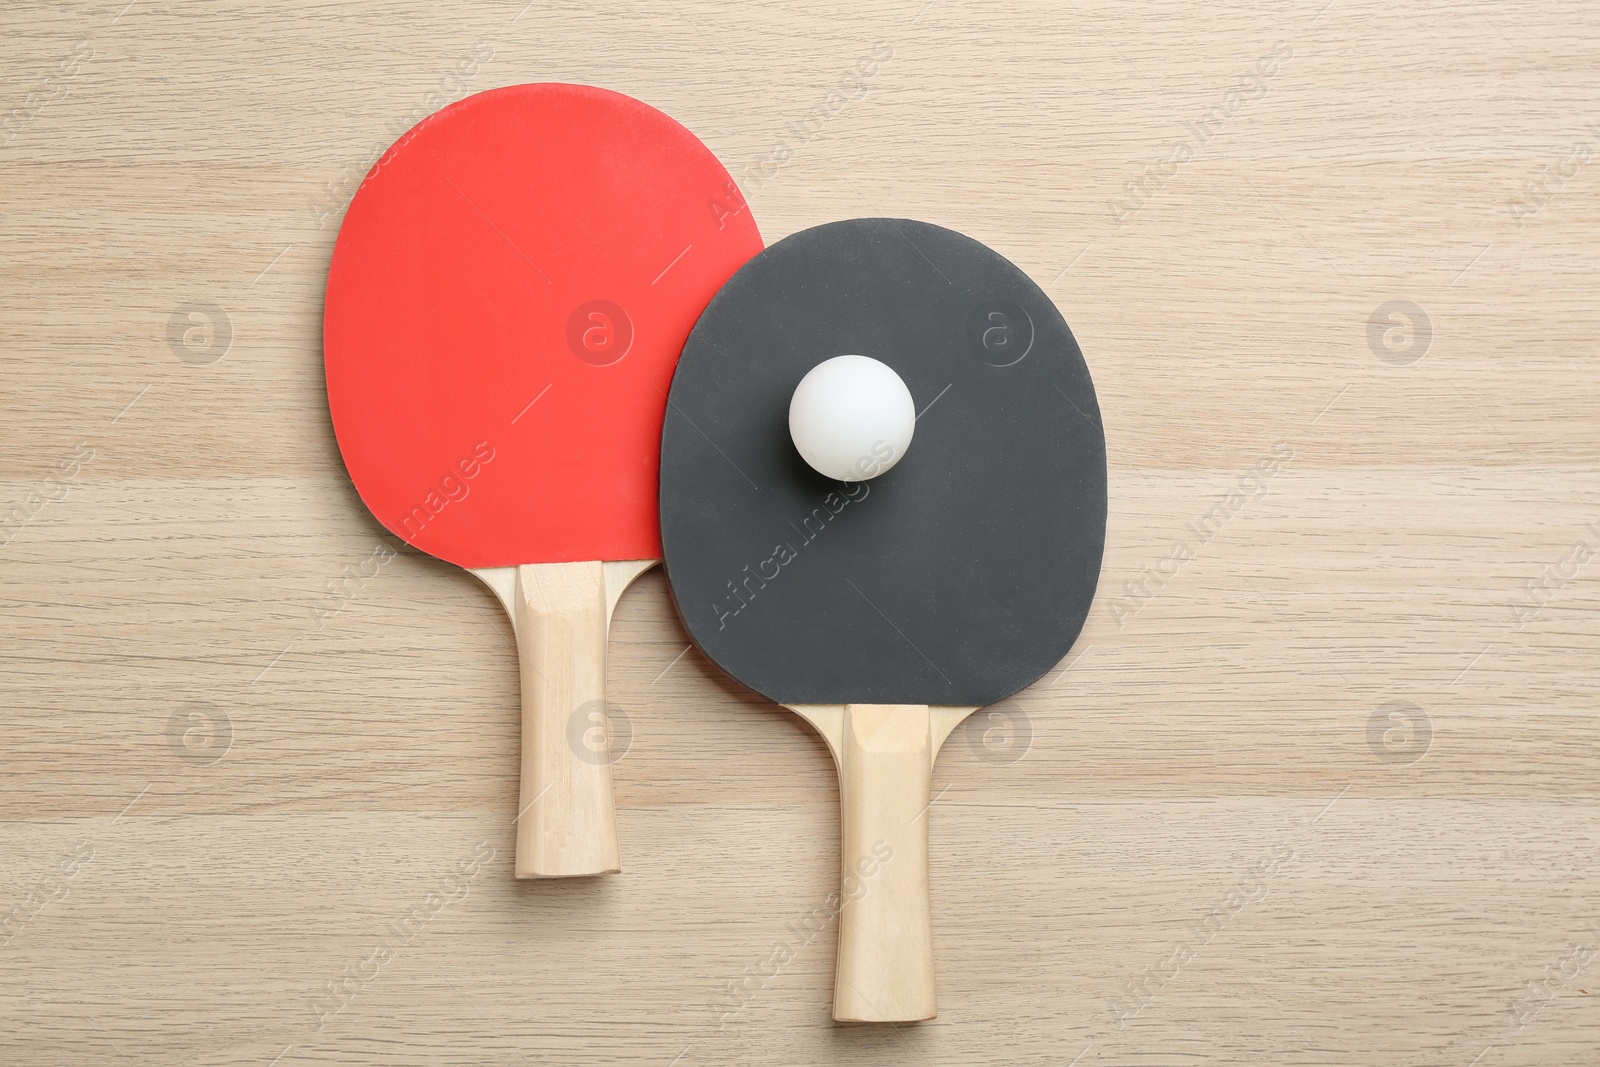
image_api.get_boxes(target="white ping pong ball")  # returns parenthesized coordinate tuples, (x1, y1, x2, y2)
(788, 354, 916, 482)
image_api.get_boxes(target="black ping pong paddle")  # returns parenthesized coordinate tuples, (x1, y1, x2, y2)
(659, 218, 1107, 1021)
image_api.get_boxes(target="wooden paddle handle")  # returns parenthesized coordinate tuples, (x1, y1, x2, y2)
(512, 561, 620, 877)
(833, 703, 937, 1022)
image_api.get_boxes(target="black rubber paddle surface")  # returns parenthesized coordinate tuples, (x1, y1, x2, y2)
(660, 218, 1106, 706)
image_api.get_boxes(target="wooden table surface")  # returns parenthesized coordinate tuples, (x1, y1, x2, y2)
(4, 1, 1598, 1063)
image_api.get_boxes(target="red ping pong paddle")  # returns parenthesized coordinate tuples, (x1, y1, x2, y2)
(324, 84, 762, 877)
(660, 219, 1106, 1018)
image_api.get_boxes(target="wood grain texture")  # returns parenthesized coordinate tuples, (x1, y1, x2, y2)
(2, 0, 1598, 1063)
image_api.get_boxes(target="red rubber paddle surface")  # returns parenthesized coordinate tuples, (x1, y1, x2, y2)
(325, 83, 762, 568)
